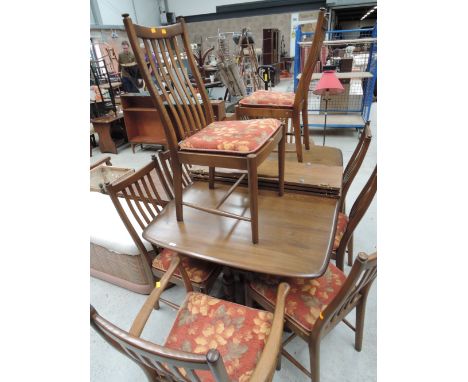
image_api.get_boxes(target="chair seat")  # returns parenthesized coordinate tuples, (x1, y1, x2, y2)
(179, 118, 282, 154)
(152, 249, 218, 284)
(249, 263, 346, 332)
(334, 212, 349, 251)
(239, 90, 295, 108)
(165, 292, 274, 382)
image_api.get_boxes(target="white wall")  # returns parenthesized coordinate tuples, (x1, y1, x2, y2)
(95, 0, 160, 26)
(166, 0, 260, 18)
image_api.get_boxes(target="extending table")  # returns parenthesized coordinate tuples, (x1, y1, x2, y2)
(143, 181, 340, 279)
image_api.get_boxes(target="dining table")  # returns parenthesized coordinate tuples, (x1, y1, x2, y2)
(143, 154, 343, 301)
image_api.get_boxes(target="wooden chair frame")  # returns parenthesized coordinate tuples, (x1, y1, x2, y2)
(245, 252, 377, 382)
(90, 156, 112, 170)
(340, 122, 372, 265)
(236, 8, 328, 163)
(334, 166, 377, 270)
(123, 14, 285, 244)
(91, 254, 291, 382)
(104, 152, 221, 308)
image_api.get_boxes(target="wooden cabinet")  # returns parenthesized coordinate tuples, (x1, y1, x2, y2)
(262, 29, 281, 86)
(121, 94, 167, 153)
(121, 94, 227, 153)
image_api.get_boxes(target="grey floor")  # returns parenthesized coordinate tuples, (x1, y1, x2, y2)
(90, 79, 377, 382)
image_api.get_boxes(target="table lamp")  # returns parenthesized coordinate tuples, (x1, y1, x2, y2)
(313, 66, 344, 145)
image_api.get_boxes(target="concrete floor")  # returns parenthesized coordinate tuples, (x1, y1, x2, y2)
(90, 79, 377, 381)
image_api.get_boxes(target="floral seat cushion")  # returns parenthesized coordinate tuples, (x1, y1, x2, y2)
(239, 90, 295, 108)
(179, 118, 282, 154)
(152, 249, 218, 284)
(333, 212, 348, 251)
(249, 263, 346, 332)
(164, 292, 274, 382)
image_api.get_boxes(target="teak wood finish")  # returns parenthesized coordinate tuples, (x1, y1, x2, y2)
(104, 153, 221, 306)
(334, 166, 377, 270)
(123, 14, 286, 244)
(340, 122, 372, 265)
(236, 8, 328, 163)
(143, 180, 340, 278)
(245, 252, 377, 382)
(91, 254, 291, 382)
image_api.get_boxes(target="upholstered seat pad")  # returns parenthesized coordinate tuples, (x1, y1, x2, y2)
(165, 292, 274, 382)
(250, 263, 346, 332)
(89, 191, 154, 255)
(152, 249, 218, 284)
(334, 212, 348, 251)
(239, 90, 295, 108)
(179, 118, 282, 154)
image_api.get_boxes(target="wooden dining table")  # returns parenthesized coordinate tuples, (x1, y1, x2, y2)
(143, 179, 340, 280)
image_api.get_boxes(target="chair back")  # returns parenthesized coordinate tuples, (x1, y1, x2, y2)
(122, 14, 214, 161)
(294, 8, 328, 108)
(335, 166, 377, 269)
(341, 121, 372, 208)
(104, 153, 192, 268)
(316, 252, 377, 336)
(91, 305, 230, 382)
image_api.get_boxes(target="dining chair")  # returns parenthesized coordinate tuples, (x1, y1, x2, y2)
(104, 152, 221, 309)
(236, 8, 327, 163)
(91, 253, 291, 382)
(245, 252, 377, 382)
(333, 165, 377, 269)
(339, 122, 372, 265)
(123, 14, 286, 244)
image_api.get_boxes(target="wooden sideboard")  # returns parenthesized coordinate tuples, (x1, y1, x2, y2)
(121, 94, 227, 153)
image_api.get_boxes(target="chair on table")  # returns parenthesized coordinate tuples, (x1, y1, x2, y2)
(245, 252, 377, 382)
(339, 121, 372, 265)
(91, 253, 291, 382)
(123, 14, 286, 244)
(236, 8, 327, 163)
(104, 152, 222, 309)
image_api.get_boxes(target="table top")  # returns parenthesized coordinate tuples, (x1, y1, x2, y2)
(143, 181, 339, 278)
(91, 112, 124, 124)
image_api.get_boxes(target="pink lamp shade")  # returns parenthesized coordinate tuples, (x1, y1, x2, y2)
(313, 70, 345, 95)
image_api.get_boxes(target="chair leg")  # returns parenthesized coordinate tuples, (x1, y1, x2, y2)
(209, 166, 215, 189)
(309, 338, 321, 382)
(173, 161, 184, 221)
(347, 234, 354, 266)
(247, 154, 259, 244)
(278, 124, 286, 196)
(302, 103, 312, 149)
(292, 111, 303, 163)
(355, 297, 368, 352)
(244, 283, 253, 307)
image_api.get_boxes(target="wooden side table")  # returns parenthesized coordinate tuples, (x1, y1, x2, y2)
(91, 113, 127, 154)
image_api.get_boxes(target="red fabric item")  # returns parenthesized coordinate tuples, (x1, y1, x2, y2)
(333, 212, 348, 251)
(164, 292, 274, 382)
(152, 249, 217, 284)
(179, 118, 282, 154)
(239, 90, 295, 108)
(250, 263, 346, 332)
(313, 70, 345, 95)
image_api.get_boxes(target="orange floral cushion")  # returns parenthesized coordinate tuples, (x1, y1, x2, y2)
(152, 249, 218, 284)
(179, 118, 282, 154)
(333, 212, 348, 251)
(249, 263, 346, 332)
(164, 292, 274, 382)
(239, 90, 295, 108)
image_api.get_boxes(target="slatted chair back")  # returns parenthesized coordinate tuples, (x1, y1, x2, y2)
(104, 156, 192, 268)
(314, 252, 377, 337)
(293, 9, 328, 109)
(335, 166, 377, 269)
(341, 122, 372, 208)
(123, 14, 214, 163)
(91, 305, 230, 382)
